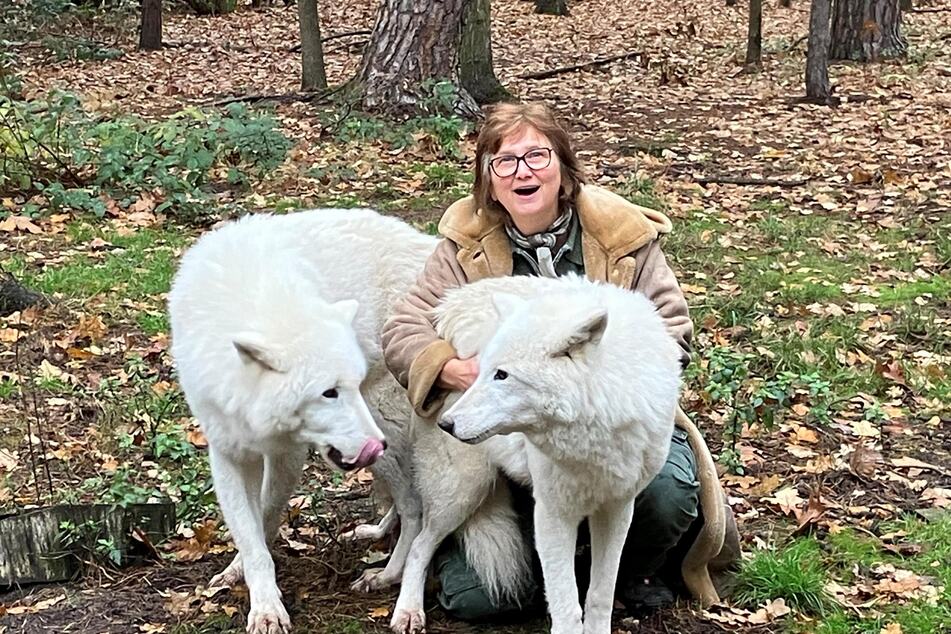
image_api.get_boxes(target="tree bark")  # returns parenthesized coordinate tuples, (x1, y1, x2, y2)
(806, 0, 833, 102)
(460, 0, 510, 104)
(355, 0, 479, 117)
(745, 0, 763, 67)
(830, 0, 906, 61)
(298, 0, 328, 91)
(535, 0, 569, 15)
(139, 0, 162, 51)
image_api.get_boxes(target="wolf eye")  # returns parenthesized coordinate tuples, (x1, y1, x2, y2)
(493, 369, 508, 381)
(322, 388, 338, 399)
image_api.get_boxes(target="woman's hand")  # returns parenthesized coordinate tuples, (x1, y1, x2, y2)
(437, 356, 480, 391)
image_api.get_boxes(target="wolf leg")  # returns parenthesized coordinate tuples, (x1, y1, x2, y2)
(210, 445, 308, 591)
(534, 500, 583, 634)
(352, 483, 422, 592)
(262, 445, 309, 540)
(209, 447, 290, 634)
(390, 503, 469, 634)
(583, 498, 636, 634)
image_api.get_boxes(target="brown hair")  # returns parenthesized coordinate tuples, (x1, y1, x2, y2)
(472, 102, 586, 218)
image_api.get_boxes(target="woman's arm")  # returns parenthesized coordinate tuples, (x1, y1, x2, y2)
(632, 240, 694, 368)
(382, 239, 472, 417)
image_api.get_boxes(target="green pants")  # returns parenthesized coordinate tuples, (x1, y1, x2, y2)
(433, 426, 700, 621)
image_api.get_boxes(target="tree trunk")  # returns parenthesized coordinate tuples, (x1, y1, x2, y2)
(355, 0, 479, 117)
(830, 0, 906, 61)
(745, 0, 763, 66)
(298, 0, 327, 91)
(460, 0, 510, 104)
(806, 0, 833, 102)
(139, 0, 162, 51)
(535, 0, 569, 15)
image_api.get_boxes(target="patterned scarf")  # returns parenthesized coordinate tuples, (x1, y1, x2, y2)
(504, 206, 574, 278)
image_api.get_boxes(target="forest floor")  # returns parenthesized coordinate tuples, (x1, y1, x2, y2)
(1, 1, 949, 633)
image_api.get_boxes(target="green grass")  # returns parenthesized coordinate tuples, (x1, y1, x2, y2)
(19, 225, 185, 303)
(743, 514, 951, 633)
(734, 538, 831, 616)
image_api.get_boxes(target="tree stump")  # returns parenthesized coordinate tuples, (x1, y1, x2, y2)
(0, 503, 175, 586)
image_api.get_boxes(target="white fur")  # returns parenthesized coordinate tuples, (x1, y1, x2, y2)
(169, 209, 436, 634)
(390, 275, 682, 634)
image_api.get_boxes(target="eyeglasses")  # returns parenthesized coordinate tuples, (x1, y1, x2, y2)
(488, 147, 553, 178)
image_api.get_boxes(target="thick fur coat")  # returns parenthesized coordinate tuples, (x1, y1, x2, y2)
(389, 275, 682, 634)
(168, 209, 436, 634)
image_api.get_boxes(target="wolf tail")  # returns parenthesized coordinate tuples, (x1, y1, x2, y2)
(458, 478, 533, 606)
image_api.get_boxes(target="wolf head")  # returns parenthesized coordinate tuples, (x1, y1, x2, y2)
(233, 299, 385, 471)
(439, 292, 609, 444)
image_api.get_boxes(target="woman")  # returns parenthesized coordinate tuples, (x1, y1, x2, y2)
(382, 102, 736, 620)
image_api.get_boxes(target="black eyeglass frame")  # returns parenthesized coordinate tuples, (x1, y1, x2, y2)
(488, 147, 554, 178)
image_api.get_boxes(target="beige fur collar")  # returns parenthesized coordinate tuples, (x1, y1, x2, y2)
(438, 184, 671, 262)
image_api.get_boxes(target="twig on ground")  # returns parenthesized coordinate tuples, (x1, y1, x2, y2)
(785, 34, 808, 52)
(518, 51, 644, 80)
(210, 84, 346, 107)
(289, 29, 373, 53)
(689, 175, 809, 187)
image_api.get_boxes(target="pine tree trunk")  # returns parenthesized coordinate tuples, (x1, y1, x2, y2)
(139, 0, 162, 51)
(745, 0, 763, 66)
(806, 0, 833, 102)
(356, 0, 479, 117)
(298, 0, 327, 91)
(535, 0, 569, 15)
(460, 0, 510, 104)
(830, 0, 906, 61)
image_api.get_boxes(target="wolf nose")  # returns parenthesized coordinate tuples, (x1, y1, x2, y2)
(438, 416, 455, 436)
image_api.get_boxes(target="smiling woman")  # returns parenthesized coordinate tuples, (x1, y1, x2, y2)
(381, 102, 741, 622)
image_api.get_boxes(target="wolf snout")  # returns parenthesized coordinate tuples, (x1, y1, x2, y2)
(437, 415, 455, 436)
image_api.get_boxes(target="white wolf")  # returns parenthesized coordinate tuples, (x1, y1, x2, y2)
(390, 275, 683, 634)
(168, 209, 436, 634)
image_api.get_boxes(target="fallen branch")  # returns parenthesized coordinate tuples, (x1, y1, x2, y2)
(690, 175, 809, 187)
(210, 84, 346, 107)
(518, 51, 643, 80)
(289, 29, 372, 53)
(910, 7, 951, 12)
(785, 34, 808, 52)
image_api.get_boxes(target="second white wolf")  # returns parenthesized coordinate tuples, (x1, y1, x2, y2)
(389, 275, 683, 634)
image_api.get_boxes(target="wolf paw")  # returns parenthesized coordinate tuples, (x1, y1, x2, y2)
(210, 556, 244, 588)
(351, 568, 397, 593)
(389, 608, 425, 634)
(340, 523, 386, 542)
(247, 598, 291, 634)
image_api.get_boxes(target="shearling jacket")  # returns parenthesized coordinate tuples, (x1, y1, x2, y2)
(381, 184, 693, 418)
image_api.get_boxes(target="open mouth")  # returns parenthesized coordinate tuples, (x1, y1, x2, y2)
(326, 438, 386, 471)
(513, 185, 540, 197)
(456, 430, 494, 445)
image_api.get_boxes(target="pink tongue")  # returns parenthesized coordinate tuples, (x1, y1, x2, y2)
(354, 438, 385, 468)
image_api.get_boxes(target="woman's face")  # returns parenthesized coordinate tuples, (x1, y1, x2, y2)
(489, 126, 562, 234)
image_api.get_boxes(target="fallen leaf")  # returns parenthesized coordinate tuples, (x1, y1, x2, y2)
(850, 445, 884, 478)
(0, 215, 43, 234)
(768, 486, 803, 516)
(369, 606, 390, 619)
(891, 457, 948, 475)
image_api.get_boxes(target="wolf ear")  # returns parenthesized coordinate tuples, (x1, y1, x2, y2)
(332, 299, 360, 324)
(491, 292, 527, 319)
(233, 333, 287, 373)
(553, 309, 608, 358)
